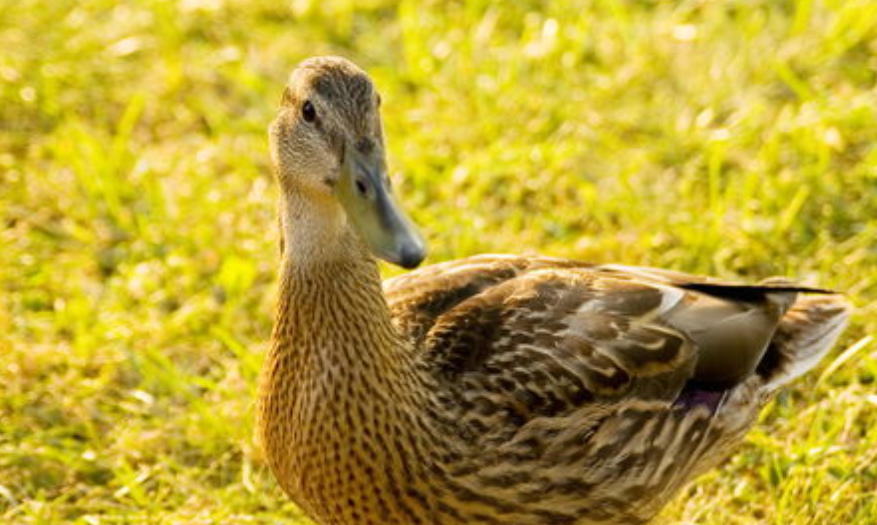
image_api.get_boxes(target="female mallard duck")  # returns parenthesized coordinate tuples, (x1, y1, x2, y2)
(256, 56, 851, 525)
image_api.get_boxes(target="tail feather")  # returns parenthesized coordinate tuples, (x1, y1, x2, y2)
(758, 294, 852, 389)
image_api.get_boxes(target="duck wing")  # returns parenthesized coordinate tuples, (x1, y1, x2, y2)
(385, 255, 590, 347)
(384, 255, 849, 523)
(386, 254, 839, 396)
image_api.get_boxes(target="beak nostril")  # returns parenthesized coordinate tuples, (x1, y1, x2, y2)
(355, 178, 369, 196)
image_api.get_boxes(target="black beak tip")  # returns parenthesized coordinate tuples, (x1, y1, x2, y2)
(397, 245, 426, 270)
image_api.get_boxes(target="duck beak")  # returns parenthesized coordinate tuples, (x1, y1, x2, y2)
(337, 146, 427, 269)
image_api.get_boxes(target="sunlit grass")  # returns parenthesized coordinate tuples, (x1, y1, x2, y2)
(1, 0, 875, 523)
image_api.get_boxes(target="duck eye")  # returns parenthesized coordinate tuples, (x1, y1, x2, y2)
(302, 100, 317, 123)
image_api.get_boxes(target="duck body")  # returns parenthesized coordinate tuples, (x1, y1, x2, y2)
(258, 250, 849, 525)
(256, 56, 851, 525)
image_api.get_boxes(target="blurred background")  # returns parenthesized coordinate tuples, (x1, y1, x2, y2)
(1, 0, 876, 523)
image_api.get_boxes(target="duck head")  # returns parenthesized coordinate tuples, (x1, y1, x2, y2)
(269, 56, 426, 269)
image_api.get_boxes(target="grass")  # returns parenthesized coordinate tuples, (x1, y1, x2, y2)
(1, 0, 876, 523)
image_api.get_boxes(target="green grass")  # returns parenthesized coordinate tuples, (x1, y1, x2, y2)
(1, 0, 876, 523)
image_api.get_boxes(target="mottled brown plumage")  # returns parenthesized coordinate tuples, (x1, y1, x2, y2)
(256, 56, 851, 525)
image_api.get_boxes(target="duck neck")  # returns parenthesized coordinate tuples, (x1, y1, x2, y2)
(267, 189, 411, 386)
(258, 191, 433, 510)
(270, 243, 407, 381)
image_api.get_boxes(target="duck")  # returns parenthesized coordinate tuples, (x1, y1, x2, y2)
(255, 56, 851, 525)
